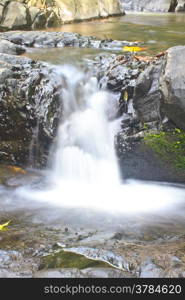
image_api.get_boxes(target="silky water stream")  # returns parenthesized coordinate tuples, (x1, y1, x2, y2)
(15, 64, 185, 215)
(1, 62, 185, 277)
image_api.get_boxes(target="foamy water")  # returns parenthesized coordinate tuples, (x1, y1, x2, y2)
(16, 65, 185, 215)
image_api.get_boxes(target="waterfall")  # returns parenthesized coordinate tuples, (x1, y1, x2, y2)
(17, 64, 185, 215)
(50, 65, 121, 186)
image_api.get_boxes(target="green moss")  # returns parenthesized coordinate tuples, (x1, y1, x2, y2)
(144, 129, 185, 171)
(39, 250, 110, 270)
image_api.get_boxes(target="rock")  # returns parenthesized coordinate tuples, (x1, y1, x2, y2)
(117, 139, 185, 181)
(0, 2, 31, 30)
(34, 267, 131, 278)
(0, 39, 25, 55)
(0, 0, 124, 30)
(95, 53, 150, 116)
(133, 46, 185, 130)
(175, 0, 185, 11)
(0, 269, 20, 278)
(0, 3, 4, 23)
(140, 258, 163, 278)
(0, 32, 147, 167)
(0, 31, 139, 50)
(63, 247, 130, 271)
(133, 60, 164, 123)
(46, 11, 61, 28)
(160, 46, 185, 130)
(31, 11, 47, 29)
(34, 268, 85, 278)
(0, 54, 63, 166)
(28, 6, 41, 24)
(121, 0, 181, 12)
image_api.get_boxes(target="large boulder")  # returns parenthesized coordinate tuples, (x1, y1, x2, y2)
(0, 54, 63, 166)
(0, 3, 4, 23)
(160, 46, 185, 130)
(133, 60, 164, 123)
(133, 46, 185, 130)
(175, 0, 185, 11)
(120, 0, 185, 12)
(0, 0, 124, 30)
(0, 1, 31, 30)
(29, 0, 123, 22)
(121, 0, 173, 12)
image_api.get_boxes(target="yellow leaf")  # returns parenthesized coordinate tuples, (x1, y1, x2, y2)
(8, 166, 26, 174)
(123, 46, 148, 52)
(0, 220, 11, 231)
(123, 91, 128, 102)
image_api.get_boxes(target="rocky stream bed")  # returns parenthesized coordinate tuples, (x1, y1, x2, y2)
(1, 31, 185, 278)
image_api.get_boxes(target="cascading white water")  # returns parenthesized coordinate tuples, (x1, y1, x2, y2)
(17, 64, 185, 215)
(51, 65, 120, 186)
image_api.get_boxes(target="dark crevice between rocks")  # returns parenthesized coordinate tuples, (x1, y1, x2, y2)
(168, 0, 178, 12)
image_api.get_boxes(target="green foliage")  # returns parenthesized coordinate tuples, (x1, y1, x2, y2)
(144, 129, 185, 171)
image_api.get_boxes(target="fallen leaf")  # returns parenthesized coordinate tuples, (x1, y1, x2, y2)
(156, 51, 166, 58)
(123, 91, 129, 102)
(8, 166, 27, 174)
(123, 46, 148, 52)
(0, 220, 11, 231)
(134, 55, 154, 62)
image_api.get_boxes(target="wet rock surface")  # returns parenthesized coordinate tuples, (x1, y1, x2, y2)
(0, 39, 25, 55)
(160, 46, 185, 130)
(0, 30, 139, 50)
(0, 166, 185, 277)
(34, 267, 131, 278)
(94, 53, 151, 115)
(1, 199, 185, 278)
(95, 46, 185, 181)
(0, 31, 141, 167)
(0, 53, 62, 166)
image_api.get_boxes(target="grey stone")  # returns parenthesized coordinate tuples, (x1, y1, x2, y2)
(0, 2, 30, 30)
(121, 0, 176, 12)
(133, 60, 164, 123)
(0, 53, 63, 166)
(28, 6, 40, 23)
(175, 0, 185, 11)
(32, 12, 47, 29)
(160, 46, 185, 130)
(0, 39, 25, 55)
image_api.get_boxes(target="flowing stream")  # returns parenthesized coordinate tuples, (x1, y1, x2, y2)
(16, 64, 185, 216)
(1, 55, 185, 279)
(1, 13, 185, 277)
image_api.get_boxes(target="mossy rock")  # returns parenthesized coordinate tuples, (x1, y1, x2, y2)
(39, 250, 111, 270)
(144, 129, 185, 172)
